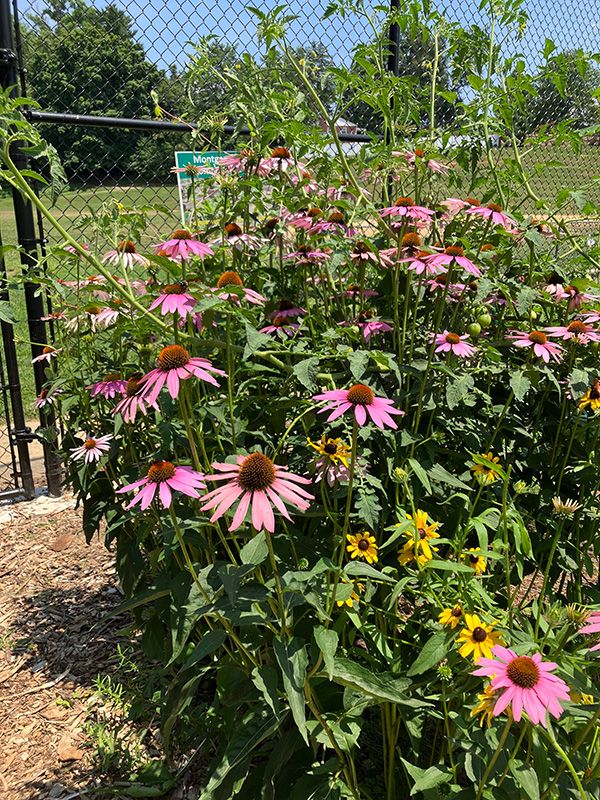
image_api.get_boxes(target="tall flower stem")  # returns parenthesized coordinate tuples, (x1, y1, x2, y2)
(225, 312, 237, 452)
(475, 717, 512, 800)
(538, 724, 588, 800)
(534, 518, 565, 639)
(540, 705, 600, 799)
(178, 388, 202, 474)
(264, 527, 287, 636)
(329, 419, 359, 611)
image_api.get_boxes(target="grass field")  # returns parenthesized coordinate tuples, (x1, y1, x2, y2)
(3, 145, 600, 411)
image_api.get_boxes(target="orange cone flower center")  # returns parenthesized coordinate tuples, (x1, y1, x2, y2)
(487, 203, 502, 213)
(119, 240, 137, 253)
(125, 373, 143, 397)
(42, 346, 56, 355)
(238, 452, 276, 492)
(164, 283, 188, 295)
(157, 345, 190, 371)
(271, 146, 291, 159)
(402, 233, 422, 248)
(328, 212, 344, 224)
(528, 331, 548, 345)
(347, 384, 374, 406)
(506, 656, 540, 689)
(445, 333, 461, 344)
(172, 230, 192, 240)
(103, 373, 120, 381)
(394, 197, 414, 207)
(147, 461, 176, 483)
(84, 439, 97, 450)
(217, 271, 243, 288)
(445, 246, 464, 258)
(272, 316, 288, 327)
(568, 321, 587, 335)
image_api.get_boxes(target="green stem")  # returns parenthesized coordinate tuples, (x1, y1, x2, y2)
(475, 717, 512, 800)
(539, 723, 588, 800)
(534, 519, 565, 640)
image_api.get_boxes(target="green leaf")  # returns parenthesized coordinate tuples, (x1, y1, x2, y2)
(251, 664, 281, 719)
(329, 658, 424, 707)
(401, 761, 453, 795)
(244, 322, 273, 359)
(0, 301, 15, 324)
(348, 349, 369, 380)
(407, 632, 447, 676)
(569, 368, 590, 401)
(293, 356, 320, 391)
(509, 760, 540, 800)
(354, 487, 381, 529)
(424, 559, 476, 573)
(273, 637, 308, 743)
(510, 371, 531, 402)
(314, 626, 338, 680)
(408, 458, 432, 494)
(240, 531, 268, 565)
(428, 464, 471, 490)
(446, 373, 474, 410)
(184, 629, 227, 668)
(200, 705, 280, 799)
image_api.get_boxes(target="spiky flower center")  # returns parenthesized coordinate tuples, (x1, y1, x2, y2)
(528, 331, 548, 345)
(402, 233, 422, 248)
(307, 207, 322, 218)
(147, 461, 176, 483)
(357, 537, 370, 551)
(42, 346, 56, 355)
(347, 384, 374, 406)
(217, 271, 243, 288)
(469, 553, 480, 563)
(472, 626, 488, 643)
(103, 373, 120, 381)
(164, 283, 188, 295)
(84, 439, 97, 450)
(506, 656, 540, 689)
(157, 345, 190, 371)
(271, 146, 291, 159)
(352, 240, 371, 254)
(272, 316, 288, 327)
(264, 217, 278, 231)
(547, 271, 563, 285)
(225, 222, 243, 237)
(324, 442, 338, 455)
(445, 246, 464, 258)
(185, 164, 200, 177)
(279, 299, 295, 311)
(119, 240, 137, 253)
(451, 606, 462, 617)
(240, 148, 255, 159)
(39, 389, 49, 399)
(172, 230, 192, 240)
(563, 285, 577, 294)
(434, 275, 448, 286)
(125, 373, 143, 397)
(414, 148, 424, 158)
(238, 452, 276, 492)
(487, 203, 502, 213)
(568, 321, 587, 335)
(84, 306, 101, 315)
(445, 333, 461, 344)
(328, 212, 344, 224)
(481, 243, 494, 251)
(395, 197, 414, 207)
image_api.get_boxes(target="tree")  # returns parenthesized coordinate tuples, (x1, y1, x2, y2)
(22, 0, 170, 180)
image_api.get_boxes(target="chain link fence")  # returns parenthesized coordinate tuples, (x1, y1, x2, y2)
(12, 0, 600, 271)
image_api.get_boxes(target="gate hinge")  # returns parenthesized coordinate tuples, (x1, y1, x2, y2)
(12, 426, 37, 443)
(0, 48, 17, 67)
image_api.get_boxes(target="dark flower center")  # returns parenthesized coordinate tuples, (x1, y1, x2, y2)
(103, 373, 120, 381)
(472, 626, 488, 643)
(418, 528, 427, 539)
(467, 282, 478, 292)
(563, 285, 577, 294)
(451, 606, 462, 617)
(39, 389, 49, 399)
(414, 148, 424, 158)
(347, 384, 374, 406)
(279, 299, 295, 310)
(42, 346, 55, 355)
(357, 538, 370, 551)
(164, 283, 188, 295)
(240, 148, 255, 159)
(147, 461, 176, 483)
(352, 241, 371, 254)
(323, 442, 338, 455)
(434, 275, 448, 285)
(272, 316, 288, 327)
(506, 656, 540, 689)
(402, 233, 422, 249)
(469, 553, 480, 563)
(217, 271, 243, 288)
(225, 222, 243, 237)
(481, 243, 494, 251)
(395, 197, 414, 207)
(528, 331, 548, 345)
(264, 217, 278, 230)
(125, 373, 143, 397)
(119, 240, 137, 253)
(568, 321, 587, 335)
(185, 164, 200, 177)
(328, 212, 344, 224)
(84, 439, 97, 450)
(591, 381, 600, 400)
(84, 306, 101, 315)
(157, 345, 190, 371)
(308, 207, 322, 218)
(271, 146, 291, 159)
(547, 271, 563, 285)
(445, 333, 461, 344)
(172, 230, 192, 240)
(445, 245, 464, 257)
(487, 203, 502, 213)
(238, 452, 276, 492)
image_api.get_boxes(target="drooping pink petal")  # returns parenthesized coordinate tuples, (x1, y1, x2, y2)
(159, 481, 172, 508)
(229, 491, 252, 530)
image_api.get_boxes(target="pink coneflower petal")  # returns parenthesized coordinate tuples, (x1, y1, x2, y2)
(230, 491, 252, 530)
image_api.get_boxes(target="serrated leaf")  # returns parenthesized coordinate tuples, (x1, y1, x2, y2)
(293, 356, 319, 390)
(510, 371, 531, 402)
(348, 349, 369, 380)
(407, 632, 447, 676)
(243, 322, 273, 359)
(314, 626, 338, 680)
(446, 373, 474, 410)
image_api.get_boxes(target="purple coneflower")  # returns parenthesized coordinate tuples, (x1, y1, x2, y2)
(219, 148, 270, 177)
(267, 300, 306, 319)
(341, 314, 393, 343)
(102, 240, 149, 270)
(473, 646, 570, 728)
(284, 244, 331, 264)
(33, 387, 62, 409)
(465, 203, 515, 231)
(112, 373, 157, 423)
(148, 284, 198, 317)
(340, 285, 378, 300)
(154, 230, 214, 261)
(200, 452, 313, 533)
(546, 320, 600, 343)
(555, 285, 599, 311)
(32, 346, 61, 364)
(432, 331, 477, 358)
(578, 612, 600, 651)
(288, 207, 324, 230)
(379, 197, 435, 223)
(313, 384, 404, 430)
(70, 434, 113, 464)
(508, 330, 564, 363)
(88, 373, 128, 399)
(428, 245, 481, 277)
(117, 462, 206, 510)
(259, 316, 300, 338)
(138, 345, 225, 404)
(212, 271, 267, 306)
(220, 222, 264, 251)
(310, 211, 357, 237)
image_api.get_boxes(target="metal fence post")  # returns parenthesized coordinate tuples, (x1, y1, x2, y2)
(0, 0, 63, 496)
